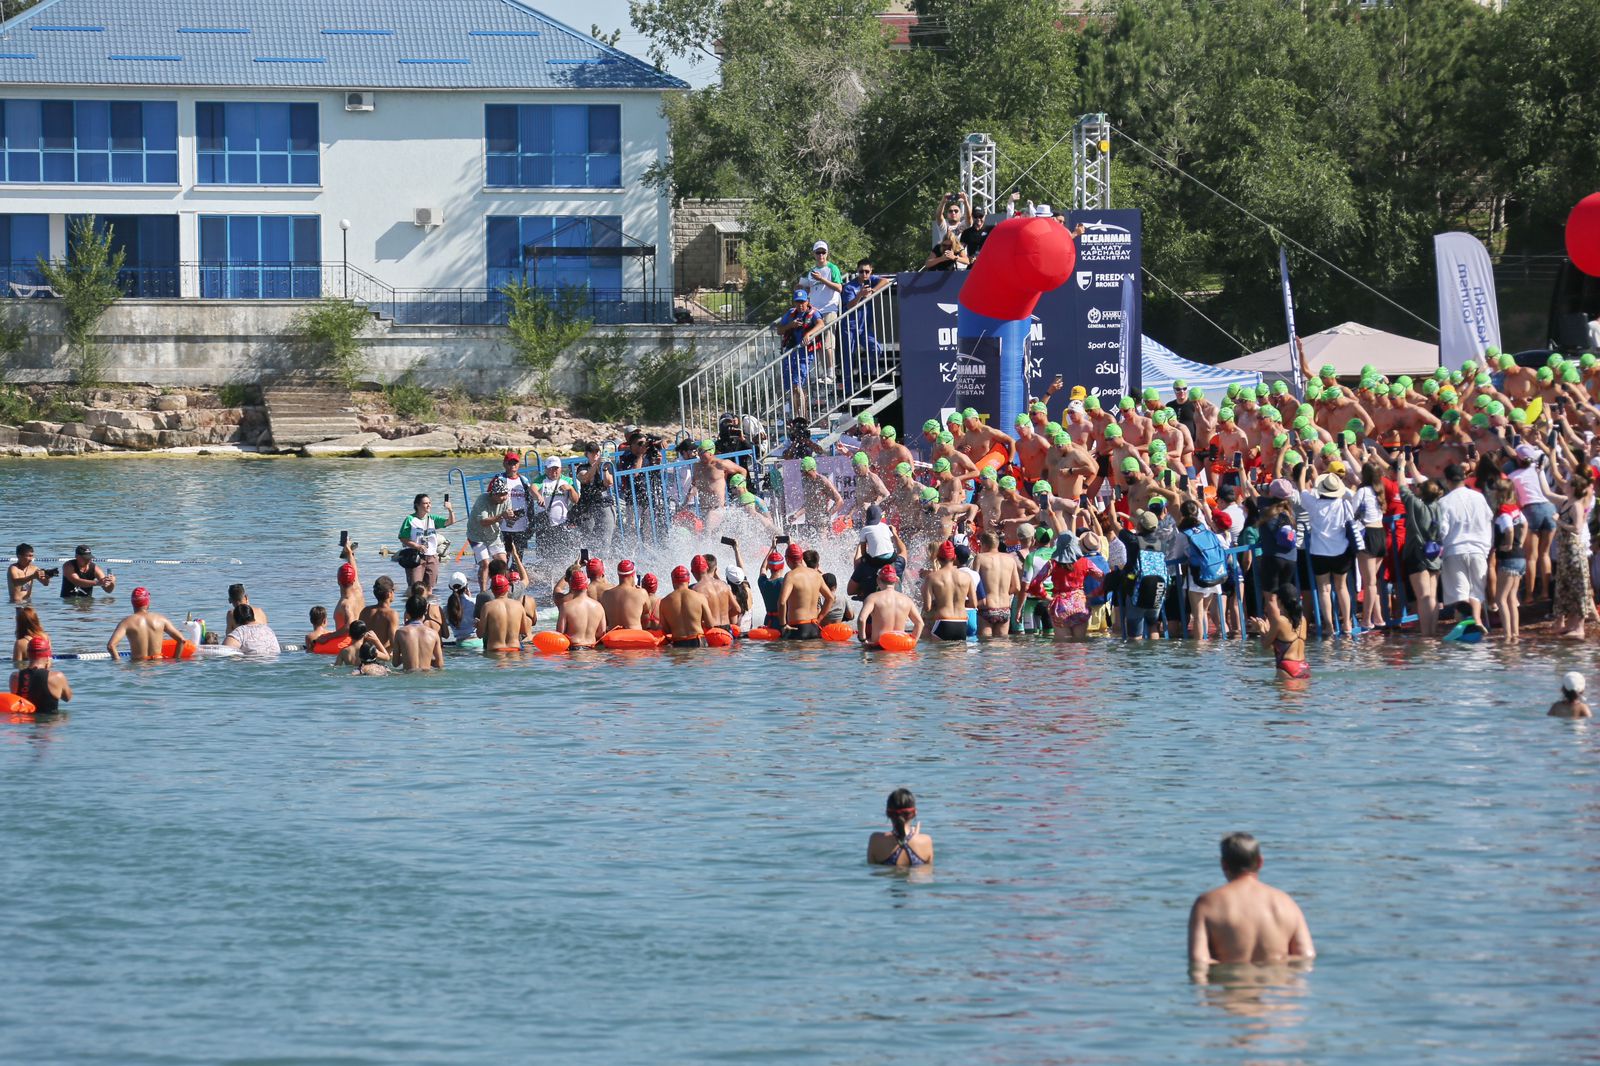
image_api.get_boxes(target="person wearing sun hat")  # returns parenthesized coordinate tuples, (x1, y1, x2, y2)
(1293, 461, 1359, 635)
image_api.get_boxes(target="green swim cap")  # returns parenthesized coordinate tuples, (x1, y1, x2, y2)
(1584, 353, 1598, 369)
(981, 466, 998, 480)
(1421, 379, 1439, 396)
(1538, 366, 1553, 382)
(1295, 403, 1313, 420)
(895, 461, 912, 476)
(999, 475, 1017, 490)
(1151, 453, 1168, 468)
(1227, 384, 1242, 399)
(1305, 383, 1322, 401)
(1191, 387, 1206, 401)
(881, 424, 898, 440)
(922, 418, 940, 434)
(1450, 371, 1463, 385)
(1461, 359, 1477, 374)
(1015, 413, 1031, 428)
(1341, 430, 1356, 446)
(857, 414, 875, 428)
(1030, 401, 1048, 413)
(1388, 383, 1406, 397)
(1474, 395, 1493, 410)
(1120, 456, 1140, 473)
(1321, 442, 1339, 457)
(1033, 480, 1051, 495)
(938, 430, 954, 445)
(1149, 438, 1168, 455)
(1548, 352, 1565, 368)
(1151, 409, 1167, 424)
(737, 491, 757, 505)
(1119, 396, 1135, 410)
(1256, 384, 1271, 398)
(961, 407, 979, 421)
(1083, 396, 1101, 411)
(730, 473, 746, 487)
(1497, 354, 1514, 370)
(1320, 364, 1336, 379)
(1359, 375, 1378, 392)
(800, 456, 817, 472)
(1360, 363, 1376, 377)
(1143, 387, 1159, 402)
(1420, 424, 1439, 440)
(1510, 407, 1528, 425)
(1486, 345, 1501, 358)
(1282, 449, 1304, 467)
(1397, 375, 1413, 388)
(1300, 428, 1320, 444)
(1272, 432, 1289, 448)
(851, 451, 869, 467)
(920, 486, 939, 503)
(1219, 406, 1236, 421)
(1475, 373, 1491, 387)
(1442, 408, 1461, 424)
(1272, 380, 1289, 395)
(1049, 428, 1068, 444)
(1564, 367, 1581, 384)
(1173, 378, 1187, 390)
(700, 438, 715, 452)
(1263, 407, 1281, 422)
(946, 412, 962, 426)
(1105, 424, 1123, 439)
(1470, 412, 1489, 428)
(933, 457, 950, 473)
(1434, 366, 1450, 381)
(1292, 415, 1311, 432)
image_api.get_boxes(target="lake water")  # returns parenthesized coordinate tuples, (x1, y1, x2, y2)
(2, 458, 1597, 1064)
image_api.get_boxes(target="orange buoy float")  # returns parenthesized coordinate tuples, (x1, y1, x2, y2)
(309, 633, 352, 655)
(746, 626, 781, 641)
(876, 631, 917, 653)
(531, 631, 571, 654)
(159, 639, 196, 660)
(602, 627, 666, 650)
(704, 627, 732, 647)
(0, 692, 36, 714)
(975, 445, 1010, 474)
(820, 622, 855, 643)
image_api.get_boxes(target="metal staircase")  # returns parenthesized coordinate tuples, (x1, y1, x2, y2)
(677, 283, 900, 443)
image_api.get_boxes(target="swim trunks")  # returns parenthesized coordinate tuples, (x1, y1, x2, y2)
(671, 637, 705, 648)
(978, 607, 1009, 626)
(930, 619, 971, 641)
(784, 622, 821, 640)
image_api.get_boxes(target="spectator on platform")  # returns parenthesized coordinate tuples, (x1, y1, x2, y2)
(841, 259, 892, 390)
(776, 289, 825, 421)
(932, 191, 971, 250)
(923, 231, 969, 272)
(804, 240, 845, 386)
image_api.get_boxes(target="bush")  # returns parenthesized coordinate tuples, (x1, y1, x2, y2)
(37, 216, 123, 387)
(574, 334, 701, 425)
(502, 280, 591, 400)
(287, 298, 372, 388)
(217, 382, 250, 408)
(0, 387, 34, 425)
(385, 369, 436, 421)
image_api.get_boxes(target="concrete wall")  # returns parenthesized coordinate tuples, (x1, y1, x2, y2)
(0, 299, 752, 397)
(672, 198, 748, 293)
(0, 85, 673, 293)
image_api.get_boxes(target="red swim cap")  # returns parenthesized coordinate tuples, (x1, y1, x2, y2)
(937, 539, 957, 561)
(27, 636, 50, 659)
(642, 573, 659, 593)
(767, 551, 784, 569)
(617, 559, 636, 576)
(491, 573, 511, 594)
(130, 587, 150, 607)
(570, 570, 590, 592)
(585, 557, 603, 577)
(337, 563, 356, 587)
(690, 554, 709, 576)
(671, 565, 691, 586)
(878, 564, 898, 585)
(785, 543, 803, 562)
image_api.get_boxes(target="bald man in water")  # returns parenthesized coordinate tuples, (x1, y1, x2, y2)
(1188, 832, 1315, 968)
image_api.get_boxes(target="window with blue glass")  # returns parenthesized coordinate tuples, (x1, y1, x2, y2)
(69, 215, 179, 298)
(0, 100, 177, 183)
(0, 213, 49, 286)
(198, 215, 321, 298)
(487, 215, 624, 294)
(484, 105, 621, 188)
(196, 103, 319, 185)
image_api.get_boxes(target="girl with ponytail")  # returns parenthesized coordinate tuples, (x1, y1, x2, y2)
(867, 788, 934, 867)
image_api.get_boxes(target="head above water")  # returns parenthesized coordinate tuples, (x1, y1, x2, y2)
(1220, 831, 1263, 878)
(886, 787, 917, 841)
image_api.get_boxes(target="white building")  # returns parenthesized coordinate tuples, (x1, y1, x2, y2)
(0, 0, 684, 323)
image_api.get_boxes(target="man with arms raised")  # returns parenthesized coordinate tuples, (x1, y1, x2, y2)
(106, 587, 188, 661)
(475, 572, 526, 652)
(1188, 832, 1315, 968)
(972, 531, 1021, 637)
(856, 565, 923, 647)
(556, 569, 605, 649)
(686, 440, 746, 532)
(600, 559, 650, 630)
(391, 592, 444, 671)
(660, 565, 713, 648)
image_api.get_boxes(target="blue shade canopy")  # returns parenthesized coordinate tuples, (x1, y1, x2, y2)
(1141, 334, 1262, 401)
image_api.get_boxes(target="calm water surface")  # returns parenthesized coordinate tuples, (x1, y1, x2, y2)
(2, 459, 1597, 1064)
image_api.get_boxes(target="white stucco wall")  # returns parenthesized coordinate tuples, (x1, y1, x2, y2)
(0, 85, 673, 294)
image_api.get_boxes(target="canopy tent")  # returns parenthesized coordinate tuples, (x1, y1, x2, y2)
(1140, 334, 1262, 400)
(1216, 321, 1440, 384)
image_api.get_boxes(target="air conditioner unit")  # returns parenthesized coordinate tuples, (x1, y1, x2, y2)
(345, 91, 374, 112)
(413, 207, 441, 228)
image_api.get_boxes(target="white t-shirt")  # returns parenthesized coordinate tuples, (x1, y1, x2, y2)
(1436, 485, 1494, 558)
(1507, 465, 1550, 508)
(860, 522, 894, 560)
(540, 477, 570, 527)
(503, 477, 531, 533)
(1298, 490, 1357, 557)
(1352, 485, 1383, 527)
(805, 262, 842, 316)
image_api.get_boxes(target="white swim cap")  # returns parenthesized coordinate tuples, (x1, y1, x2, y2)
(1563, 671, 1585, 695)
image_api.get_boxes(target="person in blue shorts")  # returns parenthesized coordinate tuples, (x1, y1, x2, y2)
(776, 289, 823, 420)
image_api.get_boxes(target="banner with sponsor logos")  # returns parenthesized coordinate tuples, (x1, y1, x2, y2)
(1433, 231, 1502, 363)
(895, 209, 1142, 442)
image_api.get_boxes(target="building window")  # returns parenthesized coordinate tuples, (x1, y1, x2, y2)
(69, 215, 179, 298)
(0, 100, 177, 183)
(0, 213, 49, 289)
(484, 104, 621, 188)
(196, 102, 319, 185)
(198, 214, 321, 298)
(487, 215, 624, 294)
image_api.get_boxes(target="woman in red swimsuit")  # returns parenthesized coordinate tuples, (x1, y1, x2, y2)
(1251, 588, 1309, 681)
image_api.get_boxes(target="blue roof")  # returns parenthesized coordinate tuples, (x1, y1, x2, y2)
(0, 0, 686, 90)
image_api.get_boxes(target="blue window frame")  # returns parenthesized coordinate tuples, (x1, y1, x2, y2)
(196, 102, 319, 185)
(484, 104, 621, 188)
(198, 214, 321, 298)
(0, 213, 49, 287)
(486, 215, 624, 294)
(69, 215, 179, 297)
(0, 99, 176, 183)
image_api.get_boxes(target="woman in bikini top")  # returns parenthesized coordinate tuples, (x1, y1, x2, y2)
(866, 787, 934, 868)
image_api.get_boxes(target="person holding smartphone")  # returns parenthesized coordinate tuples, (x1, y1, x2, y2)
(7, 543, 56, 605)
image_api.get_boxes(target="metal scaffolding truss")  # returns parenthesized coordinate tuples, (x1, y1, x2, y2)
(1072, 113, 1112, 211)
(960, 132, 997, 223)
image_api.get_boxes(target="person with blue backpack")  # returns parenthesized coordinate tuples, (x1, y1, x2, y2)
(1123, 509, 1170, 640)
(1179, 500, 1230, 638)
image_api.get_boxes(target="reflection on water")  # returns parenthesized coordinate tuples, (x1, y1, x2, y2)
(1194, 961, 1313, 1057)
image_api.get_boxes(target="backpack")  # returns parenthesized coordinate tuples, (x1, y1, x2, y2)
(1133, 548, 1168, 610)
(1184, 527, 1228, 587)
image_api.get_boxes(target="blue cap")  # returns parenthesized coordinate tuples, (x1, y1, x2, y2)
(792, 289, 808, 301)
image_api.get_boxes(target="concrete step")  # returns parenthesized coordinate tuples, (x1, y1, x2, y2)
(263, 385, 361, 446)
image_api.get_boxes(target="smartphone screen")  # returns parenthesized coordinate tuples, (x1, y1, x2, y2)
(339, 530, 349, 548)
(719, 536, 736, 547)
(776, 535, 790, 545)
(444, 493, 450, 504)
(1179, 474, 1191, 491)
(580, 548, 590, 563)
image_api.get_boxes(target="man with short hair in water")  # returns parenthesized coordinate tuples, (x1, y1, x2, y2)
(476, 573, 526, 652)
(686, 440, 746, 532)
(856, 564, 923, 648)
(780, 545, 833, 639)
(60, 544, 115, 599)
(9, 636, 70, 712)
(659, 565, 712, 647)
(692, 554, 739, 633)
(1188, 832, 1315, 968)
(392, 592, 444, 671)
(106, 587, 188, 660)
(358, 576, 400, 649)
(972, 531, 1021, 637)
(600, 559, 650, 630)
(224, 583, 269, 635)
(8, 543, 55, 604)
(923, 539, 976, 641)
(556, 570, 605, 649)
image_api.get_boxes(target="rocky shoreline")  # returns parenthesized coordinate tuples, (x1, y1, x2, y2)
(0, 384, 673, 459)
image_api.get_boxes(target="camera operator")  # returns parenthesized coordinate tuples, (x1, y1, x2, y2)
(572, 441, 617, 553)
(715, 412, 752, 458)
(7, 543, 57, 605)
(617, 428, 667, 540)
(783, 416, 820, 461)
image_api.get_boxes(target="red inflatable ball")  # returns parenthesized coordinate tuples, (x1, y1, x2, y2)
(876, 631, 917, 653)
(531, 630, 571, 654)
(1567, 193, 1600, 277)
(820, 622, 855, 643)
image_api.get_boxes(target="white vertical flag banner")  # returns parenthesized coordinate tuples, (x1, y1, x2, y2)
(1434, 232, 1502, 363)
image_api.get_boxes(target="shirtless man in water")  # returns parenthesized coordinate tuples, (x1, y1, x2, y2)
(692, 554, 738, 631)
(358, 577, 400, 649)
(686, 440, 747, 532)
(856, 565, 923, 647)
(476, 573, 525, 652)
(333, 548, 364, 635)
(923, 539, 976, 641)
(8, 543, 55, 604)
(1188, 832, 1315, 968)
(659, 565, 712, 648)
(106, 587, 188, 660)
(391, 593, 444, 671)
(556, 570, 605, 649)
(971, 531, 1021, 637)
(779, 546, 833, 640)
(600, 559, 650, 630)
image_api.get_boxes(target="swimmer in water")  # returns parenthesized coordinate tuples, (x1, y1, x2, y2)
(12, 606, 47, 667)
(336, 619, 390, 668)
(866, 787, 933, 867)
(333, 551, 363, 636)
(391, 591, 444, 671)
(641, 572, 661, 628)
(1249, 589, 1309, 680)
(225, 583, 269, 635)
(600, 559, 650, 630)
(780, 547, 834, 640)
(1549, 671, 1592, 718)
(556, 570, 605, 649)
(659, 565, 712, 647)
(476, 573, 527, 652)
(105, 587, 188, 661)
(923, 539, 976, 641)
(1188, 832, 1314, 969)
(354, 640, 390, 677)
(304, 605, 329, 650)
(358, 576, 400, 649)
(8, 543, 55, 604)
(9, 636, 70, 712)
(856, 564, 923, 647)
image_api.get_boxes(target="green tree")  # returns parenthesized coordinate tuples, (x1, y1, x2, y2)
(38, 215, 124, 386)
(287, 298, 372, 389)
(502, 281, 592, 400)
